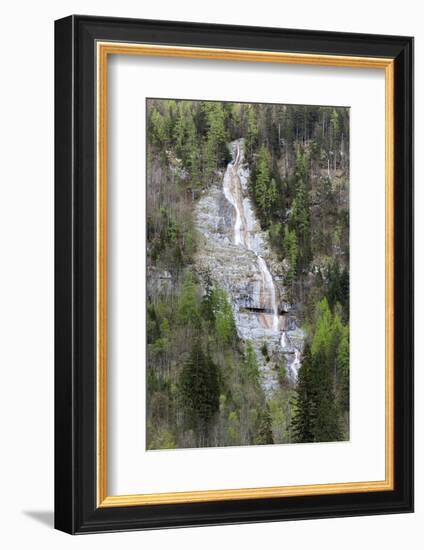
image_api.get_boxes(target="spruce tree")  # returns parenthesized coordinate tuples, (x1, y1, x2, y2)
(291, 344, 315, 443)
(255, 144, 271, 218)
(177, 271, 200, 327)
(289, 147, 311, 271)
(336, 325, 349, 413)
(245, 341, 260, 386)
(200, 269, 215, 324)
(179, 340, 220, 444)
(202, 101, 228, 181)
(245, 105, 258, 159)
(173, 103, 186, 158)
(311, 349, 341, 442)
(149, 108, 166, 148)
(256, 404, 274, 445)
(283, 226, 298, 288)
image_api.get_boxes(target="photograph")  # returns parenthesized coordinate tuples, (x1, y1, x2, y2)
(146, 98, 350, 450)
(50, 11, 413, 536)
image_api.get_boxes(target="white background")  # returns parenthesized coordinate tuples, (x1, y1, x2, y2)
(0, 0, 421, 548)
(108, 57, 386, 495)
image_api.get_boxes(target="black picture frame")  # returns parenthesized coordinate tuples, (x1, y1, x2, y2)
(55, 14, 414, 534)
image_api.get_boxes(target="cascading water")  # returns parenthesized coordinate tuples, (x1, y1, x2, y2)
(223, 145, 248, 249)
(257, 255, 279, 331)
(208, 138, 304, 395)
(291, 348, 301, 379)
(223, 141, 280, 332)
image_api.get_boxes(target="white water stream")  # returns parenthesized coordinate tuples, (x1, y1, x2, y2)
(223, 142, 279, 332)
(221, 140, 304, 389)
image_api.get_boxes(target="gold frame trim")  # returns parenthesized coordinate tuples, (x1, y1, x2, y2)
(96, 42, 395, 508)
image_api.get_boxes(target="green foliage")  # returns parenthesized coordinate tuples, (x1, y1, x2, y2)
(245, 105, 258, 160)
(226, 411, 240, 446)
(200, 272, 236, 345)
(179, 340, 220, 438)
(256, 404, 274, 445)
(288, 147, 311, 272)
(291, 298, 348, 443)
(245, 341, 260, 386)
(311, 297, 333, 358)
(326, 259, 349, 321)
(146, 269, 272, 449)
(253, 145, 277, 221)
(290, 344, 315, 442)
(337, 325, 350, 412)
(202, 101, 229, 181)
(212, 288, 237, 346)
(147, 428, 176, 450)
(260, 342, 269, 362)
(283, 226, 298, 289)
(200, 269, 215, 323)
(173, 102, 186, 156)
(177, 271, 200, 328)
(149, 108, 167, 147)
(146, 98, 350, 449)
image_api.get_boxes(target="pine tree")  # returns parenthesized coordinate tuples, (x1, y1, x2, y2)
(200, 269, 215, 324)
(311, 349, 341, 442)
(179, 340, 220, 443)
(336, 325, 349, 413)
(177, 271, 200, 327)
(213, 288, 237, 346)
(291, 299, 346, 443)
(149, 108, 166, 147)
(255, 144, 271, 217)
(183, 112, 202, 198)
(283, 225, 298, 288)
(245, 105, 258, 159)
(202, 102, 228, 181)
(256, 404, 274, 445)
(340, 267, 349, 321)
(268, 177, 277, 210)
(311, 298, 333, 358)
(173, 102, 186, 157)
(245, 341, 260, 386)
(289, 147, 311, 271)
(291, 344, 315, 443)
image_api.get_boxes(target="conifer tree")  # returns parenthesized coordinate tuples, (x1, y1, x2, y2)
(202, 102, 228, 181)
(245, 341, 260, 386)
(291, 299, 346, 443)
(256, 404, 274, 445)
(291, 344, 315, 443)
(200, 269, 215, 324)
(255, 144, 271, 217)
(289, 146, 311, 271)
(149, 108, 167, 148)
(311, 349, 341, 442)
(179, 340, 220, 443)
(173, 102, 186, 157)
(336, 325, 349, 413)
(283, 226, 298, 288)
(177, 271, 200, 328)
(245, 105, 258, 159)
(213, 288, 237, 346)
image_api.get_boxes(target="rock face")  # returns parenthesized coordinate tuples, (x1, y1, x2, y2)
(195, 139, 304, 398)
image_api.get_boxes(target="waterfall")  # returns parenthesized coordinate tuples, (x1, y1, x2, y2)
(218, 139, 304, 391)
(291, 348, 301, 378)
(223, 141, 279, 332)
(223, 166, 246, 247)
(280, 321, 303, 383)
(257, 255, 279, 331)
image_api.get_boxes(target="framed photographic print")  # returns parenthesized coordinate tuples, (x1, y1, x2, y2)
(54, 15, 414, 534)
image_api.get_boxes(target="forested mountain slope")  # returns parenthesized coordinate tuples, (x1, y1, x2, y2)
(146, 99, 349, 449)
